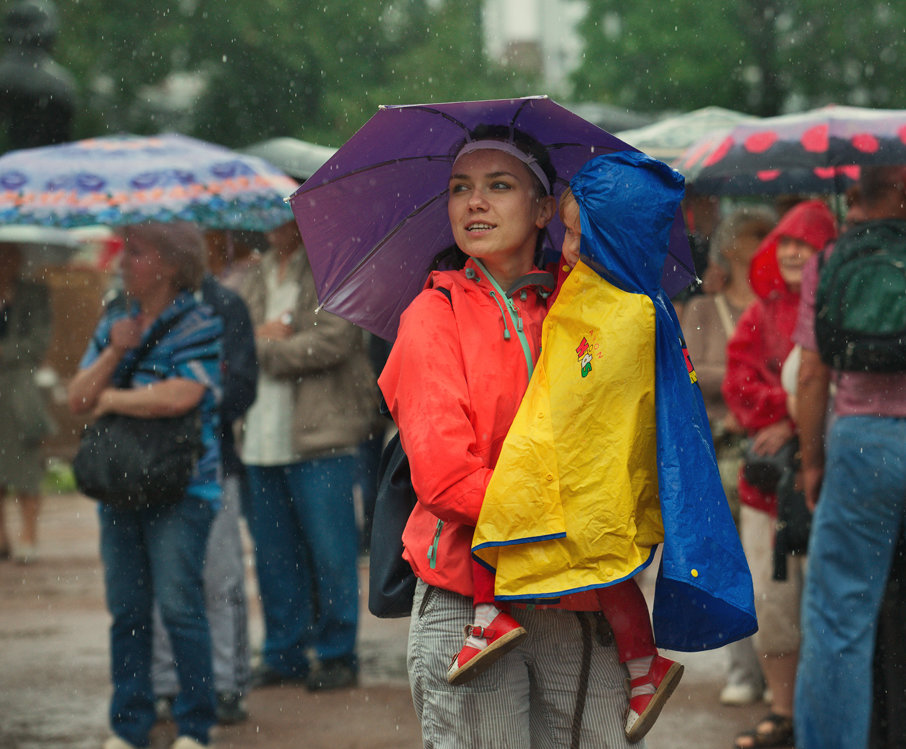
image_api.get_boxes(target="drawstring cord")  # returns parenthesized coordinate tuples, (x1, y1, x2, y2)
(469, 260, 535, 379)
(489, 290, 512, 340)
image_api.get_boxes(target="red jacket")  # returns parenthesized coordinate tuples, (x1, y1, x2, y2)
(379, 258, 597, 608)
(722, 200, 837, 514)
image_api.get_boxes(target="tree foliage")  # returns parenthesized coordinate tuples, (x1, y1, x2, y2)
(572, 0, 906, 116)
(45, 0, 538, 148)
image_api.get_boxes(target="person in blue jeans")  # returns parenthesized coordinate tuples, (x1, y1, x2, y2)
(68, 222, 223, 749)
(239, 220, 376, 691)
(151, 271, 258, 726)
(793, 165, 906, 749)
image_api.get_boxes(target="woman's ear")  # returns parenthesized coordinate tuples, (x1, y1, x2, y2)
(535, 195, 557, 229)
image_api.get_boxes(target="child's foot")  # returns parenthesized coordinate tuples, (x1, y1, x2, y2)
(624, 654, 684, 743)
(446, 611, 526, 685)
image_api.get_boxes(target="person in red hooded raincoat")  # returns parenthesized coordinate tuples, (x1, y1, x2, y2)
(722, 199, 836, 749)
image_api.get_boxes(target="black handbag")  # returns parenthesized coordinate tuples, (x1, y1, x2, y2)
(367, 430, 418, 617)
(742, 438, 799, 493)
(73, 307, 202, 510)
(772, 464, 812, 581)
(73, 411, 201, 510)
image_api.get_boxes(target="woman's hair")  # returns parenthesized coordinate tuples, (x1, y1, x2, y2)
(450, 124, 557, 199)
(710, 205, 777, 269)
(124, 221, 206, 292)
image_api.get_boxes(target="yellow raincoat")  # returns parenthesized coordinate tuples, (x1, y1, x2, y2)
(472, 262, 665, 600)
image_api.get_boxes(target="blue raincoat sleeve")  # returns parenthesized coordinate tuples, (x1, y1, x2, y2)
(571, 151, 757, 651)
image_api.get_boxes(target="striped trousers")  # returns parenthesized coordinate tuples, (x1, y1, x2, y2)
(408, 580, 641, 748)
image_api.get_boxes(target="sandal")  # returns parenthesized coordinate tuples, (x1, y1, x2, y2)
(733, 713, 794, 748)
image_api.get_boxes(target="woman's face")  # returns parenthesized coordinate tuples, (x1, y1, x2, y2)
(559, 195, 581, 268)
(776, 236, 817, 290)
(120, 231, 176, 300)
(448, 149, 554, 271)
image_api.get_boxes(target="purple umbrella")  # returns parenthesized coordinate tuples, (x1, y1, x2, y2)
(290, 96, 695, 341)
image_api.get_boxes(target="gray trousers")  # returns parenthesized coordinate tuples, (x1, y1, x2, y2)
(724, 635, 764, 691)
(152, 475, 250, 696)
(408, 580, 640, 749)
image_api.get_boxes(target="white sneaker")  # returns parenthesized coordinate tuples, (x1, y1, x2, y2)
(103, 737, 138, 749)
(171, 737, 207, 749)
(719, 682, 762, 706)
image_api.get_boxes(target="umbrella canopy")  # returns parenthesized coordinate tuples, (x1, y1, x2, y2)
(616, 106, 760, 162)
(241, 137, 337, 181)
(676, 104, 906, 196)
(290, 96, 695, 341)
(0, 133, 299, 231)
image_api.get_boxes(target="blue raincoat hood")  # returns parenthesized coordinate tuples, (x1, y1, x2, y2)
(571, 151, 757, 651)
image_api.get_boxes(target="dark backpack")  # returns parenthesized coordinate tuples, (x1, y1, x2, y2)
(367, 287, 452, 618)
(815, 219, 906, 372)
(367, 429, 418, 618)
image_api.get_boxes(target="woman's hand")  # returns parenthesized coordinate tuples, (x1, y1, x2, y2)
(256, 318, 294, 341)
(109, 316, 144, 353)
(750, 419, 794, 456)
(92, 388, 118, 419)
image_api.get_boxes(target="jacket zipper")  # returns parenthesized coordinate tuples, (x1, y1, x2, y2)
(428, 519, 444, 569)
(472, 259, 535, 379)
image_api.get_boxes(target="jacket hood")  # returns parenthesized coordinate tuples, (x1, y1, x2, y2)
(749, 199, 837, 299)
(570, 150, 685, 294)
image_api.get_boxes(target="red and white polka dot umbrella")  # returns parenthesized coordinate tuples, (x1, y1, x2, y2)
(675, 104, 906, 195)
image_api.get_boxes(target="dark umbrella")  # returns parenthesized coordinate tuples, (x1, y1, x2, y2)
(289, 96, 695, 341)
(676, 104, 906, 196)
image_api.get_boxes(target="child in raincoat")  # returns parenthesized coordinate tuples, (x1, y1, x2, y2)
(449, 152, 757, 743)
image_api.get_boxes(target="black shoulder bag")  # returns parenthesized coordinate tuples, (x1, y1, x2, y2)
(73, 308, 203, 511)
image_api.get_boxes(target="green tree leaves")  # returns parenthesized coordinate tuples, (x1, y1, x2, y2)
(572, 0, 905, 116)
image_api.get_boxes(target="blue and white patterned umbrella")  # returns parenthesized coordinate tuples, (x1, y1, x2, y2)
(0, 132, 298, 231)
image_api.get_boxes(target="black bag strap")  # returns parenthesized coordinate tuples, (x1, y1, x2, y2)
(113, 303, 194, 387)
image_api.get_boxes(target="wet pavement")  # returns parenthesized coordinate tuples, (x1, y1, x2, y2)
(0, 493, 767, 748)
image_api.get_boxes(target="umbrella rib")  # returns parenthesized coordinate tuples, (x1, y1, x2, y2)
(302, 154, 453, 191)
(318, 189, 449, 307)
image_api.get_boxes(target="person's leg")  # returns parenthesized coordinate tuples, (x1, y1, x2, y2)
(869, 534, 906, 748)
(245, 464, 312, 677)
(735, 505, 802, 749)
(0, 488, 9, 557)
(18, 491, 40, 548)
(149, 496, 216, 745)
(99, 505, 156, 748)
(288, 455, 359, 672)
(796, 416, 906, 749)
(151, 476, 249, 709)
(355, 433, 384, 553)
(519, 607, 635, 747)
(202, 475, 250, 698)
(150, 605, 177, 703)
(447, 561, 526, 685)
(721, 636, 766, 705)
(597, 579, 682, 741)
(407, 580, 532, 748)
(595, 579, 657, 661)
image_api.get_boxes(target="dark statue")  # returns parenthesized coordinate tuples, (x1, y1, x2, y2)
(0, 0, 75, 151)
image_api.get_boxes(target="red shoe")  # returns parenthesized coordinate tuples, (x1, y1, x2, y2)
(624, 655, 684, 743)
(446, 611, 527, 685)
